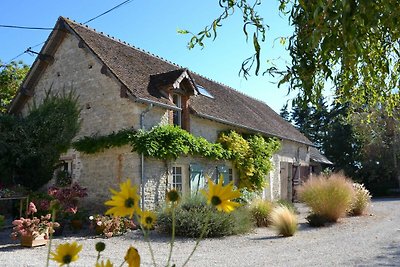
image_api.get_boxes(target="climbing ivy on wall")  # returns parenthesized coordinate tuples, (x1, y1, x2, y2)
(130, 125, 229, 160)
(218, 131, 281, 191)
(72, 128, 135, 154)
(73, 125, 281, 191)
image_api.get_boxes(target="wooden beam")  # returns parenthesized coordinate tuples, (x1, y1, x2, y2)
(21, 87, 34, 97)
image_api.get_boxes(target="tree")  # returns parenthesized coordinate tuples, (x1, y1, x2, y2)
(183, 1, 400, 114)
(350, 106, 400, 195)
(322, 102, 362, 179)
(0, 91, 80, 190)
(0, 61, 29, 113)
(279, 103, 290, 122)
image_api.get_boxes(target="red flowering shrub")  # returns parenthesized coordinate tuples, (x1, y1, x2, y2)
(48, 182, 87, 214)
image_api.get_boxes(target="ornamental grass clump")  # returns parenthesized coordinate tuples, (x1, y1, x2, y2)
(349, 183, 372, 216)
(249, 199, 274, 227)
(269, 205, 298, 237)
(297, 173, 355, 222)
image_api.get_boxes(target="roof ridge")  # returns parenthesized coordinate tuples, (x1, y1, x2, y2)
(61, 17, 183, 69)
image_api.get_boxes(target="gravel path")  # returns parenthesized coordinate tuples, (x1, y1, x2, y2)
(1, 198, 399, 267)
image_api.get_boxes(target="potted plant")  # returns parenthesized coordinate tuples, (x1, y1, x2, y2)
(69, 210, 88, 231)
(48, 182, 88, 234)
(11, 202, 59, 247)
(89, 214, 136, 238)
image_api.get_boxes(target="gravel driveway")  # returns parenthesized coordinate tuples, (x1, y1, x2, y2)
(1, 198, 399, 267)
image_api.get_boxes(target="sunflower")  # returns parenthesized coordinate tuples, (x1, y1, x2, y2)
(166, 188, 181, 204)
(124, 246, 140, 267)
(96, 259, 114, 267)
(201, 178, 241, 213)
(50, 242, 83, 266)
(105, 179, 140, 218)
(140, 210, 157, 229)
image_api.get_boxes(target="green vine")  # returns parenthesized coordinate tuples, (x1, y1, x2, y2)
(218, 131, 281, 191)
(72, 128, 136, 154)
(130, 125, 229, 160)
(72, 125, 280, 191)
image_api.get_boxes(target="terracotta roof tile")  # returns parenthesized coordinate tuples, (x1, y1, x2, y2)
(63, 17, 312, 145)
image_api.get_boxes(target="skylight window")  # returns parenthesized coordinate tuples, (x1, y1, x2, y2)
(196, 84, 214, 99)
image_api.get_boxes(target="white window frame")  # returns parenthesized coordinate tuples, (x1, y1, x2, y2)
(172, 94, 182, 127)
(172, 166, 183, 191)
(228, 168, 234, 183)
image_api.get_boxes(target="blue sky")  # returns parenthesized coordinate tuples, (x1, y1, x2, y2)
(0, 0, 296, 112)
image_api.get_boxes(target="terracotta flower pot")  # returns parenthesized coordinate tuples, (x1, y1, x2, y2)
(70, 219, 83, 230)
(20, 233, 48, 247)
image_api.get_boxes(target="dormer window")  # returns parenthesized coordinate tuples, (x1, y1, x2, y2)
(173, 94, 182, 127)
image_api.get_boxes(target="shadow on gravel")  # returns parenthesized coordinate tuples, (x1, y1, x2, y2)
(249, 235, 283, 241)
(372, 197, 400, 202)
(0, 243, 23, 252)
(373, 242, 400, 266)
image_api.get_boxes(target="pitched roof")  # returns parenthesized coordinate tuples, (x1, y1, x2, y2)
(12, 17, 313, 146)
(310, 147, 333, 165)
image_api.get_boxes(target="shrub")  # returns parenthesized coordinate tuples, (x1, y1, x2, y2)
(89, 215, 136, 238)
(157, 195, 253, 238)
(306, 213, 329, 227)
(249, 199, 274, 227)
(349, 183, 371, 216)
(269, 205, 298, 237)
(0, 92, 80, 190)
(275, 199, 298, 214)
(297, 173, 354, 222)
(236, 187, 260, 204)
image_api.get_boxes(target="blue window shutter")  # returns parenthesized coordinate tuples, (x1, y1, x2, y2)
(190, 164, 205, 195)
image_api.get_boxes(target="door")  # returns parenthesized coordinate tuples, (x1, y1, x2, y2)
(280, 162, 289, 200)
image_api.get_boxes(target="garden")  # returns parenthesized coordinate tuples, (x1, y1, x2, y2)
(0, 170, 374, 266)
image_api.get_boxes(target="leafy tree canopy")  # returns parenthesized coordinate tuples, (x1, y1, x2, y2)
(183, 0, 400, 114)
(0, 61, 29, 113)
(0, 91, 80, 190)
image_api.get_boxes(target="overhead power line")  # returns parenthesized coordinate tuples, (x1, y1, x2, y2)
(1, 0, 134, 67)
(0, 24, 52, 30)
(83, 0, 133, 24)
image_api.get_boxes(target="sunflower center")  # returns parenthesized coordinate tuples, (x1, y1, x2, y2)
(145, 217, 153, 224)
(63, 254, 72, 264)
(125, 197, 135, 208)
(211, 196, 222, 206)
(167, 190, 180, 202)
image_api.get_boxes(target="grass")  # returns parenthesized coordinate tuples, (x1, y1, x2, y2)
(269, 205, 298, 237)
(249, 199, 274, 227)
(349, 183, 371, 216)
(297, 173, 354, 222)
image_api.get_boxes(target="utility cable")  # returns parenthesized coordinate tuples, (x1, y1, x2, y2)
(0, 24, 52, 30)
(83, 0, 133, 24)
(1, 0, 134, 66)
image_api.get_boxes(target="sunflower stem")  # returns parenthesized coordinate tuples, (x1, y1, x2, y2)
(96, 251, 101, 264)
(136, 213, 157, 267)
(143, 229, 157, 267)
(45, 208, 56, 267)
(182, 212, 210, 267)
(166, 204, 176, 267)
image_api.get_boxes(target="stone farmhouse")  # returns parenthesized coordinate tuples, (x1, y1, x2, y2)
(9, 17, 331, 210)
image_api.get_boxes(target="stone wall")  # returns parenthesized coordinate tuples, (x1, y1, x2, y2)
(18, 30, 311, 209)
